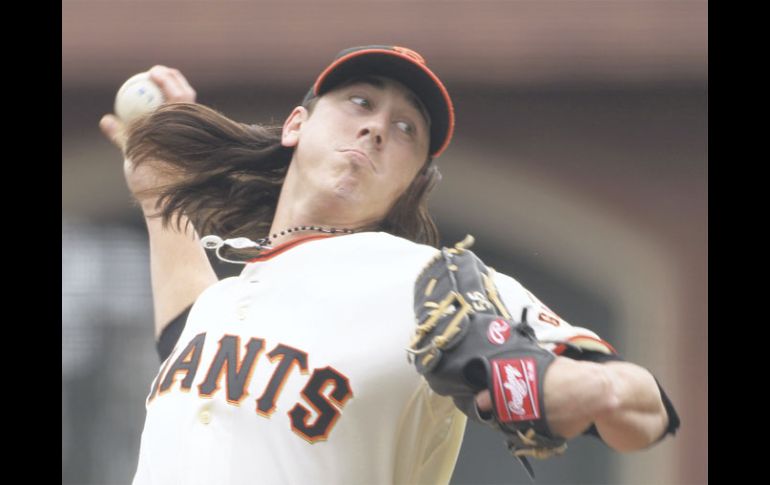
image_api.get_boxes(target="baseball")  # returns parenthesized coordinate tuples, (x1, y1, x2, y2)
(114, 71, 165, 123)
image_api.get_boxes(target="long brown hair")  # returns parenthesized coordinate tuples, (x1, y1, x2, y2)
(124, 98, 442, 253)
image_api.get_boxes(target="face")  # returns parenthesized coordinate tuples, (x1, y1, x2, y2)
(280, 76, 431, 225)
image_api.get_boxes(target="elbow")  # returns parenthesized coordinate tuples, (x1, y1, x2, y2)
(606, 433, 658, 453)
(599, 401, 668, 452)
(600, 407, 670, 453)
(594, 365, 670, 452)
(605, 422, 665, 452)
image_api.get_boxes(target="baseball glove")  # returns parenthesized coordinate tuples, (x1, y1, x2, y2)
(408, 235, 567, 479)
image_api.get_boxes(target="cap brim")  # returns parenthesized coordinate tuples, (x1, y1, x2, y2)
(311, 49, 454, 158)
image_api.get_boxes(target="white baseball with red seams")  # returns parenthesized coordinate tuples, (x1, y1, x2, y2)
(114, 72, 165, 123)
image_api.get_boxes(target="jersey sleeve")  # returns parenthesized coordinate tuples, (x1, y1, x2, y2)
(492, 271, 616, 356)
(155, 304, 192, 362)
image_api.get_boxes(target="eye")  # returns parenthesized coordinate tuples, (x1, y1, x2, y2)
(395, 120, 415, 136)
(350, 96, 371, 109)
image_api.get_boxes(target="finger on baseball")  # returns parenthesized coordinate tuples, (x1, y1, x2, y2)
(167, 68, 197, 102)
(99, 114, 127, 151)
(148, 66, 183, 101)
(148, 65, 194, 103)
(475, 390, 492, 412)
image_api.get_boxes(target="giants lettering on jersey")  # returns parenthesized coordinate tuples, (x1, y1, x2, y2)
(491, 358, 540, 422)
(148, 332, 353, 443)
(289, 367, 352, 443)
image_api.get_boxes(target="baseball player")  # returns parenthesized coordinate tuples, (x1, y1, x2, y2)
(100, 45, 679, 484)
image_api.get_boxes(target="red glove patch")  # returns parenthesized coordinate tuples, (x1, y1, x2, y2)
(491, 358, 540, 422)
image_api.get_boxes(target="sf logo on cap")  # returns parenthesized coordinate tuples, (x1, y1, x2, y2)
(393, 46, 426, 65)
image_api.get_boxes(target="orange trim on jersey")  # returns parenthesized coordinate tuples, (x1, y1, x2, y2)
(147, 346, 177, 404)
(524, 290, 559, 317)
(287, 367, 353, 443)
(289, 407, 338, 444)
(158, 334, 206, 397)
(288, 380, 342, 444)
(538, 312, 561, 327)
(267, 342, 312, 374)
(247, 234, 336, 262)
(226, 337, 263, 406)
(553, 335, 618, 356)
(197, 335, 263, 406)
(323, 365, 354, 406)
(255, 363, 293, 418)
(256, 350, 309, 418)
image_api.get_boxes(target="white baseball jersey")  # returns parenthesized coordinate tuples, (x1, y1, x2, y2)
(132, 232, 613, 485)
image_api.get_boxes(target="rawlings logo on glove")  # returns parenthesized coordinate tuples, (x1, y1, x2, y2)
(493, 358, 539, 421)
(487, 319, 511, 345)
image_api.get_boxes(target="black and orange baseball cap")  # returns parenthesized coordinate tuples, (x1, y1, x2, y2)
(302, 45, 455, 158)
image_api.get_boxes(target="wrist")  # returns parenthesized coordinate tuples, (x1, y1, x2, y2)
(542, 358, 617, 439)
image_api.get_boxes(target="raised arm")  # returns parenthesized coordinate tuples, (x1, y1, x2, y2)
(99, 66, 218, 340)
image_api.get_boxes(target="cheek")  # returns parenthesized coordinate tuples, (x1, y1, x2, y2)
(384, 158, 423, 200)
(295, 120, 334, 165)
(396, 150, 426, 187)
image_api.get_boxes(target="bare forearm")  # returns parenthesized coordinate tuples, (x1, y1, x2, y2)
(593, 361, 669, 451)
(143, 205, 218, 338)
(544, 358, 668, 451)
(543, 357, 613, 440)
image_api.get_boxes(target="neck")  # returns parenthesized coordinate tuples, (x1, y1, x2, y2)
(268, 202, 375, 247)
(269, 166, 381, 246)
(265, 224, 355, 246)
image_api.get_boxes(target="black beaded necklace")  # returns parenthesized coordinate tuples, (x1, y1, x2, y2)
(258, 225, 356, 247)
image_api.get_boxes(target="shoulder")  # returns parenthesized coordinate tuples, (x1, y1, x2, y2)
(342, 231, 437, 251)
(325, 231, 440, 263)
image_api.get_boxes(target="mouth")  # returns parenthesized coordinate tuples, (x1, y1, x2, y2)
(340, 149, 377, 173)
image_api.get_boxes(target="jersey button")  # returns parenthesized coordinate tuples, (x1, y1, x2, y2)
(199, 409, 212, 425)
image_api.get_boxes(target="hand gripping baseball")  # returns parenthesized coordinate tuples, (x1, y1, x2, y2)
(408, 235, 567, 480)
(99, 66, 198, 212)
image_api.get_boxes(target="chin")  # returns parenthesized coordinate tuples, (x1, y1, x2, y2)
(331, 185, 382, 214)
(331, 174, 366, 199)
(332, 186, 366, 205)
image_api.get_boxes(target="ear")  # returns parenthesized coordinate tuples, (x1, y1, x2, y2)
(281, 106, 309, 148)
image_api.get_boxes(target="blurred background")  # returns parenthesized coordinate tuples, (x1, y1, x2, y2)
(62, 1, 707, 484)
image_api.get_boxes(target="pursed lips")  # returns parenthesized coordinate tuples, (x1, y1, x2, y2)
(340, 149, 377, 173)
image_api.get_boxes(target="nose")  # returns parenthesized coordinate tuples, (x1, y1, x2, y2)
(357, 118, 385, 150)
